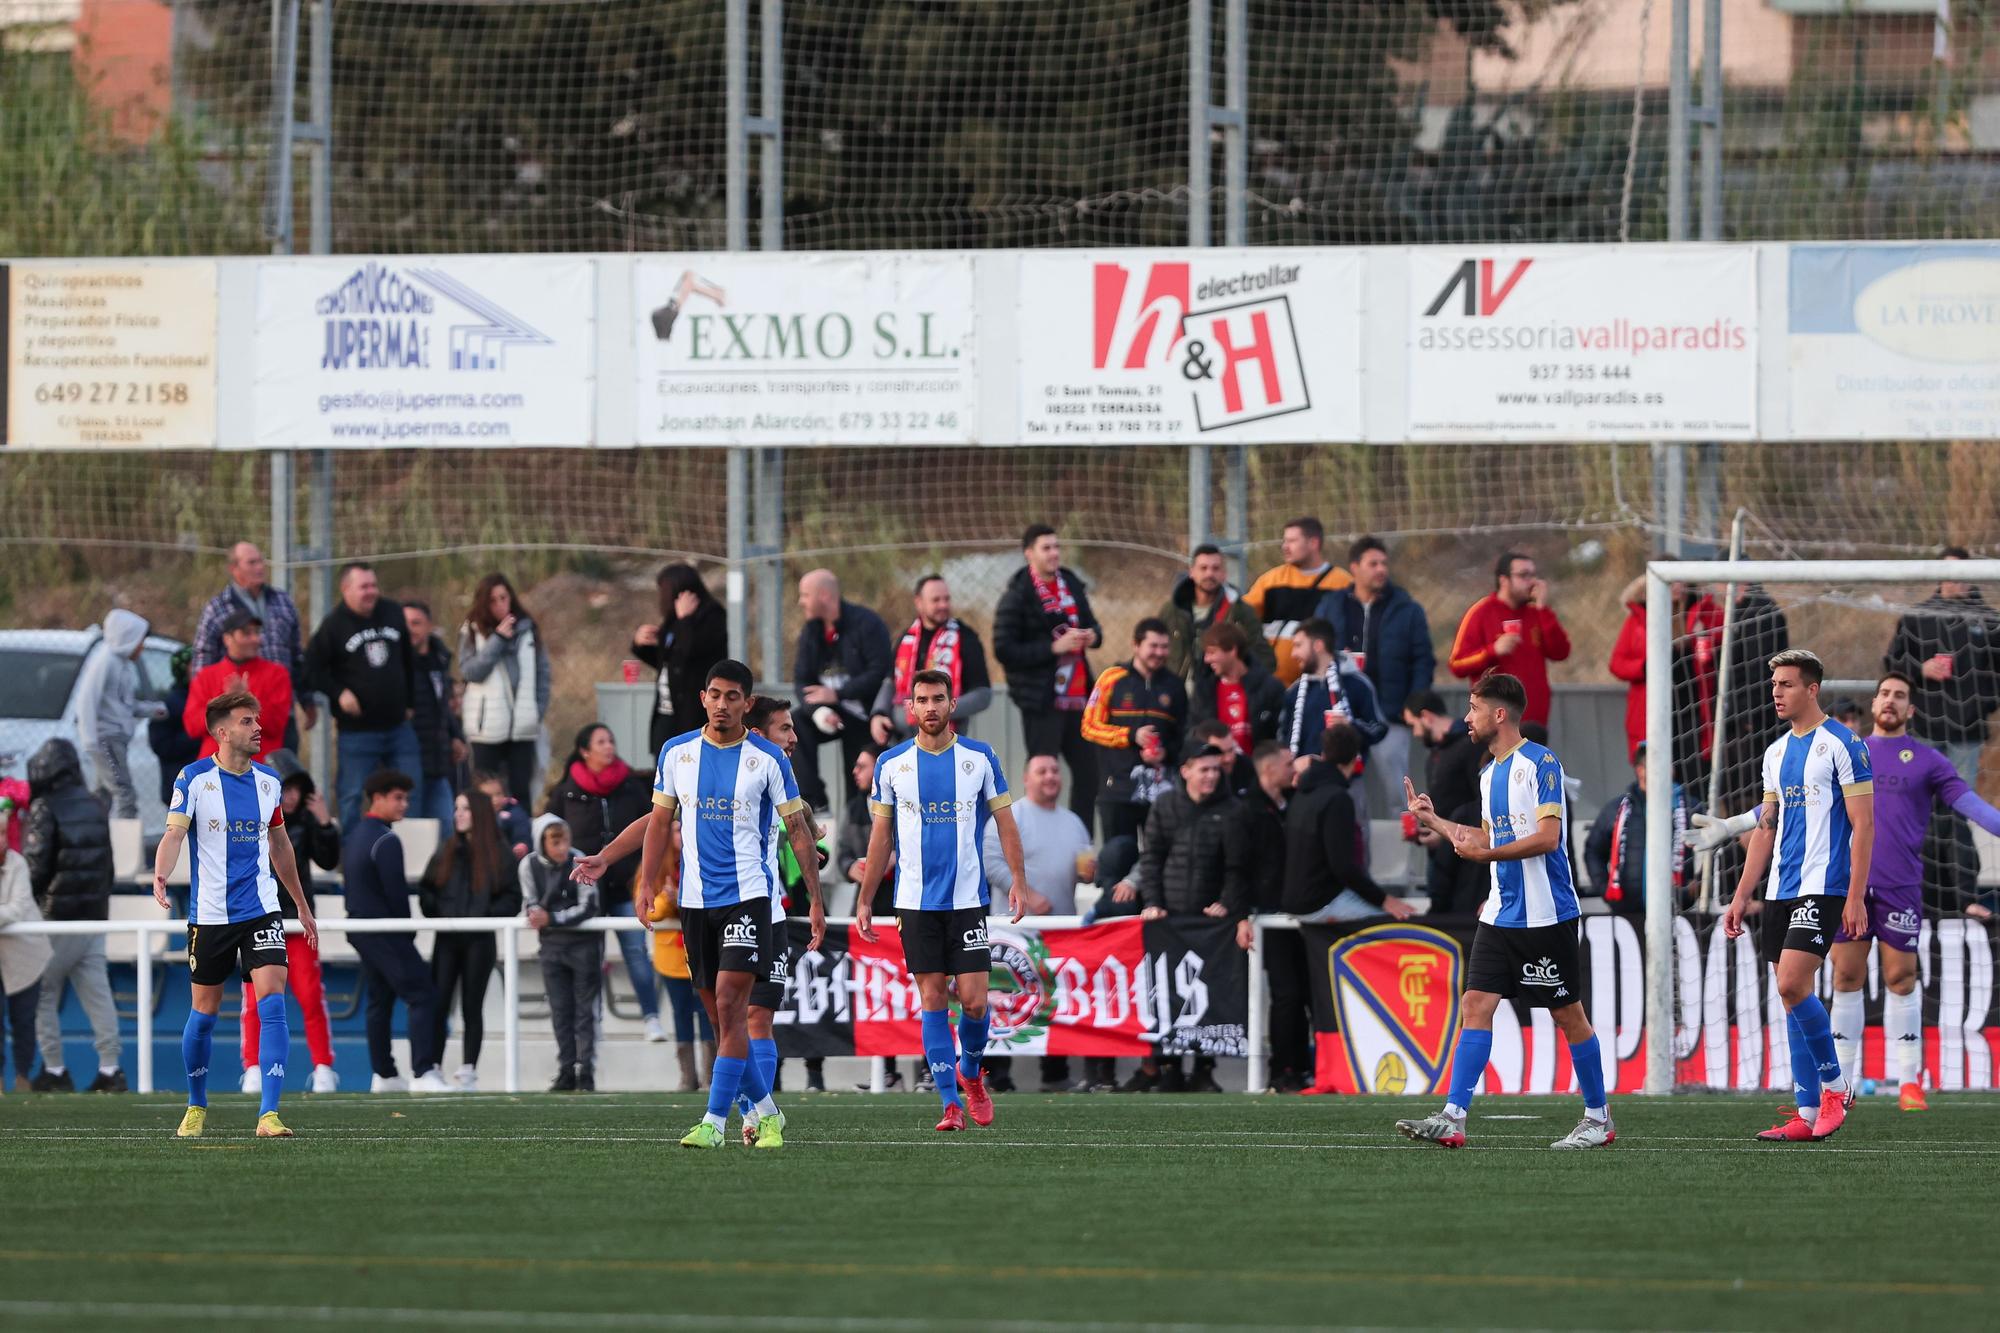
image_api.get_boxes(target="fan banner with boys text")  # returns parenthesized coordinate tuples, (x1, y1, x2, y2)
(772, 917, 1247, 1059)
(1303, 914, 1999, 1095)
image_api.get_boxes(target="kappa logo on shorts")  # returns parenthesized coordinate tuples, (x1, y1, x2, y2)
(1520, 956, 1563, 987)
(1789, 901, 1821, 930)
(961, 921, 990, 951)
(252, 925, 285, 951)
(721, 921, 759, 948)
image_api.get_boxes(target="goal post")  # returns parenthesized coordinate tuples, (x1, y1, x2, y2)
(1642, 559, 2000, 1093)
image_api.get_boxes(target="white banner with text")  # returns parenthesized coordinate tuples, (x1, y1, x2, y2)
(251, 257, 597, 448)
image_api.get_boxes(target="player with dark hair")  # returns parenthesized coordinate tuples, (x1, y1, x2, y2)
(1694, 668, 2000, 1112)
(856, 669, 1028, 1130)
(576, 660, 823, 1149)
(1717, 648, 1872, 1141)
(1399, 672, 1612, 1150)
(152, 690, 317, 1139)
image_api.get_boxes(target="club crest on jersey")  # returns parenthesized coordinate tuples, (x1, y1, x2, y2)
(170, 788, 184, 809)
(962, 760, 975, 774)
(1329, 924, 1463, 1095)
(365, 640, 391, 669)
(1900, 749, 1914, 763)
(1815, 742, 1828, 757)
(746, 756, 760, 771)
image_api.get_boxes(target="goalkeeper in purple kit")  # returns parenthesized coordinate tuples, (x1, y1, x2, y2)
(1695, 671, 2000, 1112)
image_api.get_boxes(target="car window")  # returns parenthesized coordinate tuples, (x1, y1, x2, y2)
(0, 650, 86, 720)
(135, 647, 177, 703)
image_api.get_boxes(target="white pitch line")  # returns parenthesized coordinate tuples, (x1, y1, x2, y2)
(8, 1131, 2000, 1156)
(0, 1299, 1445, 1333)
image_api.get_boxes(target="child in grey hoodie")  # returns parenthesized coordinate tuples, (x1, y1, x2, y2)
(518, 813, 602, 1092)
(74, 609, 152, 819)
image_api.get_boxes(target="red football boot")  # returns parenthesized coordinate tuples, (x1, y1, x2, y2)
(935, 1103, 966, 1132)
(1754, 1106, 1816, 1142)
(957, 1070, 995, 1127)
(1810, 1087, 1848, 1139)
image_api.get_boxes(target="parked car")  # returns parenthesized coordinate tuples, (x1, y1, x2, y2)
(0, 628, 185, 839)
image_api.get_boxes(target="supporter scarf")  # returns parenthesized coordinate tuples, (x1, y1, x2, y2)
(892, 619, 963, 724)
(1288, 662, 1350, 754)
(1034, 571, 1087, 711)
(570, 758, 632, 797)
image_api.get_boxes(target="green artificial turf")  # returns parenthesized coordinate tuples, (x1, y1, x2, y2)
(0, 1090, 1991, 1331)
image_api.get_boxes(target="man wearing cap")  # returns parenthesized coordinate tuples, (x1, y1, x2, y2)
(183, 609, 293, 763)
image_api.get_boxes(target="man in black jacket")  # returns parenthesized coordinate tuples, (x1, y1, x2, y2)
(791, 569, 891, 810)
(1223, 741, 1310, 1091)
(1080, 618, 1188, 842)
(1884, 548, 2000, 782)
(1282, 726, 1412, 922)
(23, 739, 125, 1092)
(1125, 742, 1236, 1092)
(402, 600, 465, 823)
(993, 525, 1104, 832)
(341, 770, 447, 1093)
(1405, 691, 1487, 913)
(304, 563, 420, 832)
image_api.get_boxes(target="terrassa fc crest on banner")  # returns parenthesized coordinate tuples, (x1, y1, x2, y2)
(1015, 250, 1363, 443)
(1325, 924, 1464, 1096)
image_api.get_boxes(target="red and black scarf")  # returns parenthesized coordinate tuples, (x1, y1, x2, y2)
(1035, 572, 1087, 710)
(892, 619, 964, 724)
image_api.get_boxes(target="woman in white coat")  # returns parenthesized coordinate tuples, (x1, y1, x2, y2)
(0, 800, 52, 1092)
(457, 573, 552, 806)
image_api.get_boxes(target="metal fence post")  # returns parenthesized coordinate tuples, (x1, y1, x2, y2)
(1246, 917, 1268, 1094)
(135, 923, 154, 1093)
(502, 922, 521, 1095)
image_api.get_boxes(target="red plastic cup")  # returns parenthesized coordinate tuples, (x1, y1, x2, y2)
(621, 659, 643, 685)
(1501, 618, 1523, 637)
(1400, 811, 1419, 842)
(1351, 650, 1367, 673)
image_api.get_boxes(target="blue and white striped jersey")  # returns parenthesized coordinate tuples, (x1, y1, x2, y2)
(652, 728, 805, 909)
(1761, 718, 1873, 901)
(1478, 740, 1579, 929)
(167, 756, 284, 925)
(869, 735, 1011, 912)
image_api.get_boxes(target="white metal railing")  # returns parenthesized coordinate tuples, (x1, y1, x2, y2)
(5, 912, 1237, 1094)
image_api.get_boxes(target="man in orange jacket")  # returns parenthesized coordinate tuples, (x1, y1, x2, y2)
(184, 610, 292, 762)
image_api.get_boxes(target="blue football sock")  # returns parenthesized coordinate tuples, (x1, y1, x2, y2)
(736, 1037, 779, 1116)
(957, 1013, 990, 1083)
(182, 1009, 217, 1109)
(707, 1056, 747, 1125)
(256, 994, 288, 1116)
(1792, 992, 1844, 1092)
(1569, 1033, 1607, 1113)
(921, 1010, 961, 1110)
(1787, 1008, 1820, 1109)
(1446, 1028, 1493, 1114)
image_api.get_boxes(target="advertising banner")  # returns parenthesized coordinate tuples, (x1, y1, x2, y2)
(1788, 244, 2000, 439)
(252, 257, 596, 448)
(1015, 250, 1363, 443)
(1302, 914, 1999, 1095)
(774, 917, 1247, 1059)
(1, 261, 217, 448)
(1405, 247, 1757, 441)
(635, 254, 977, 445)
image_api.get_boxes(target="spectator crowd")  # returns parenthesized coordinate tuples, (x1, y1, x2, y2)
(8, 525, 1999, 1098)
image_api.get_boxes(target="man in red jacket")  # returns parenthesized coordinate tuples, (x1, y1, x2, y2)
(1608, 572, 1722, 767)
(184, 610, 293, 762)
(1447, 552, 1571, 727)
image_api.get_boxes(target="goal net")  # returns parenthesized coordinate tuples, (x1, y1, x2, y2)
(1642, 559, 2000, 1095)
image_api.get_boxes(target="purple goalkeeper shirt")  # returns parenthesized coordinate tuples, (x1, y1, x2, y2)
(1865, 733, 1987, 888)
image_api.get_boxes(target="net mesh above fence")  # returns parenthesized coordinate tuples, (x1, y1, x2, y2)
(9, 0, 2000, 259)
